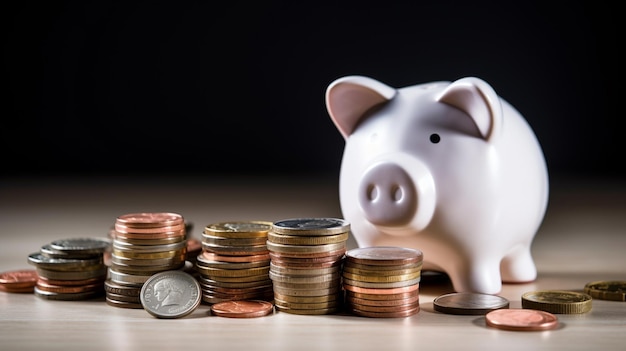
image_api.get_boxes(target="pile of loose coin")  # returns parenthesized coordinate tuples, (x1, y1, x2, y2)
(342, 246, 423, 318)
(105, 212, 188, 308)
(27, 237, 110, 300)
(266, 218, 350, 315)
(195, 221, 274, 304)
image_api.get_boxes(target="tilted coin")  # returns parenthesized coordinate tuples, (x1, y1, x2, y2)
(584, 280, 626, 301)
(433, 292, 510, 315)
(49, 237, 111, 255)
(34, 286, 103, 300)
(27, 252, 103, 270)
(485, 308, 559, 331)
(140, 270, 202, 319)
(521, 290, 592, 314)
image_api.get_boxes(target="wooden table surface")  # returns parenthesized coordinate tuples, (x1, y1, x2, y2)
(1, 175, 625, 351)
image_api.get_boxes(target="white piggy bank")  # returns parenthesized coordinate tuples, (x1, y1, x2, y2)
(325, 75, 549, 294)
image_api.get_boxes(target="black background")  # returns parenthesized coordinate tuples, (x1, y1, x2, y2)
(2, 1, 622, 181)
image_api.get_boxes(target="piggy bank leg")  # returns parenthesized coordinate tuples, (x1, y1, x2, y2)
(451, 259, 503, 294)
(500, 246, 537, 283)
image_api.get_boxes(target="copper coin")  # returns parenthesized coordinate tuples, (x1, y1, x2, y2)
(0, 269, 38, 289)
(38, 276, 105, 287)
(201, 251, 270, 263)
(485, 308, 559, 331)
(116, 212, 184, 227)
(346, 294, 420, 307)
(346, 246, 423, 266)
(210, 300, 275, 318)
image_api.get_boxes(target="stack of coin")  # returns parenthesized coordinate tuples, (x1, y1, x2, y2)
(267, 218, 350, 315)
(196, 221, 274, 304)
(27, 237, 110, 300)
(0, 269, 38, 293)
(106, 212, 188, 309)
(343, 246, 423, 318)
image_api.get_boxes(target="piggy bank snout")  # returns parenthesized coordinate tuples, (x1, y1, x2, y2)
(357, 161, 435, 232)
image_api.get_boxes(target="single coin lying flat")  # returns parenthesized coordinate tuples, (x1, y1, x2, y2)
(433, 292, 509, 315)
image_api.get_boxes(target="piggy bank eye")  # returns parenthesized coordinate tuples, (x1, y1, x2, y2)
(429, 133, 440, 144)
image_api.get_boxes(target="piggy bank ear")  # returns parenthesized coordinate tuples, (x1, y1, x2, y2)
(325, 76, 396, 139)
(436, 77, 503, 142)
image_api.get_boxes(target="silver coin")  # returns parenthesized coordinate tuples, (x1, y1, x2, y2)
(271, 218, 350, 235)
(140, 270, 201, 319)
(49, 237, 111, 254)
(433, 292, 510, 315)
(28, 252, 103, 269)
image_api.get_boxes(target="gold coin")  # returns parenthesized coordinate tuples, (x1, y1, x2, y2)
(346, 246, 423, 266)
(271, 280, 340, 290)
(201, 234, 268, 246)
(521, 290, 592, 314)
(267, 232, 349, 246)
(269, 262, 341, 276)
(274, 298, 342, 310)
(348, 305, 419, 318)
(274, 305, 340, 315)
(344, 261, 423, 272)
(342, 271, 421, 283)
(346, 294, 419, 307)
(269, 271, 342, 284)
(345, 290, 418, 301)
(584, 280, 626, 301)
(343, 277, 420, 289)
(112, 235, 184, 246)
(273, 291, 342, 303)
(266, 241, 346, 254)
(202, 243, 269, 255)
(342, 265, 422, 276)
(110, 253, 185, 267)
(112, 249, 183, 259)
(272, 285, 342, 297)
(204, 221, 272, 238)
